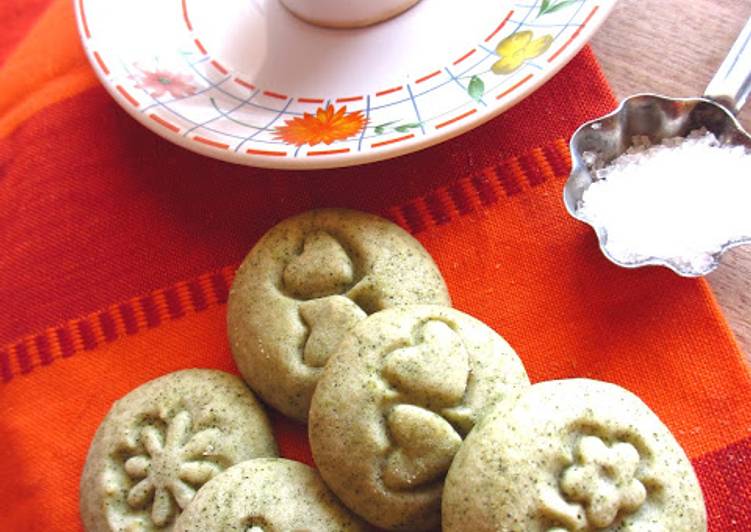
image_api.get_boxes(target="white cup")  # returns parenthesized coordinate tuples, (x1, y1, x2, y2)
(280, 0, 422, 28)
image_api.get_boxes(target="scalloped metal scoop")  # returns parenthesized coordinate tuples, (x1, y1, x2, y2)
(564, 18, 751, 277)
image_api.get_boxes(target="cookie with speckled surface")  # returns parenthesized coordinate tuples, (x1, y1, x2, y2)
(173, 459, 367, 531)
(80, 369, 278, 532)
(442, 379, 707, 532)
(308, 305, 529, 530)
(227, 208, 451, 422)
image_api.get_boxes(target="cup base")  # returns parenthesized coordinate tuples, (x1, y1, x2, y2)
(280, 0, 422, 29)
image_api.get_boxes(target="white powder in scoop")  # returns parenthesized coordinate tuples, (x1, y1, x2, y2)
(577, 129, 751, 274)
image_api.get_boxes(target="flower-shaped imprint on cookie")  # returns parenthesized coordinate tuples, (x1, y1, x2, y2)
(442, 379, 705, 532)
(381, 319, 470, 489)
(563, 436, 647, 527)
(540, 435, 648, 530)
(121, 411, 225, 527)
(82, 370, 277, 532)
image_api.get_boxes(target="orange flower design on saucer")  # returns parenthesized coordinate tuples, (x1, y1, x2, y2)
(492, 31, 553, 75)
(275, 105, 367, 147)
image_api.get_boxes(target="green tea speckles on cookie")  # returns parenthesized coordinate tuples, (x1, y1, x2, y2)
(309, 305, 530, 531)
(442, 379, 707, 532)
(80, 369, 278, 532)
(173, 459, 368, 531)
(227, 208, 451, 422)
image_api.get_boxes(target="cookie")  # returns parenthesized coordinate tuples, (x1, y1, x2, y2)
(227, 208, 451, 421)
(309, 305, 530, 530)
(442, 379, 707, 531)
(80, 369, 278, 532)
(173, 459, 367, 531)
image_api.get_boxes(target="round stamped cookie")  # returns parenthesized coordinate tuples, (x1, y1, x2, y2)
(442, 379, 707, 532)
(173, 459, 368, 531)
(80, 369, 278, 532)
(227, 208, 451, 422)
(309, 305, 530, 530)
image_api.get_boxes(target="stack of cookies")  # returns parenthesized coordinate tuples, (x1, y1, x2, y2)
(81, 209, 707, 531)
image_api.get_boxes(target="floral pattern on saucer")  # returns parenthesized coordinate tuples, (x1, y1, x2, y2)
(75, 0, 614, 168)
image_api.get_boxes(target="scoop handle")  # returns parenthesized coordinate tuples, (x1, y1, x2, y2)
(705, 16, 751, 114)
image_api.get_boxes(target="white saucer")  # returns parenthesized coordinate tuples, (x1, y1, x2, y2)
(75, 0, 614, 169)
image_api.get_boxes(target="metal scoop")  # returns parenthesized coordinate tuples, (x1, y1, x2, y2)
(564, 17, 751, 277)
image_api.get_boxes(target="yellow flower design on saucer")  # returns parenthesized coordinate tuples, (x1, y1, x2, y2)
(492, 31, 553, 75)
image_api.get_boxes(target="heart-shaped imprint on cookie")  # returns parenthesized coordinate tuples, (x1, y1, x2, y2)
(300, 295, 368, 367)
(382, 320, 469, 409)
(383, 404, 462, 490)
(283, 231, 355, 299)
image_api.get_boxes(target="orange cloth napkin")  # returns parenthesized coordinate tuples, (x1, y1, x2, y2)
(1, 1, 750, 530)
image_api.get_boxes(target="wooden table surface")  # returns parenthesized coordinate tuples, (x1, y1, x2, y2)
(589, 0, 751, 363)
